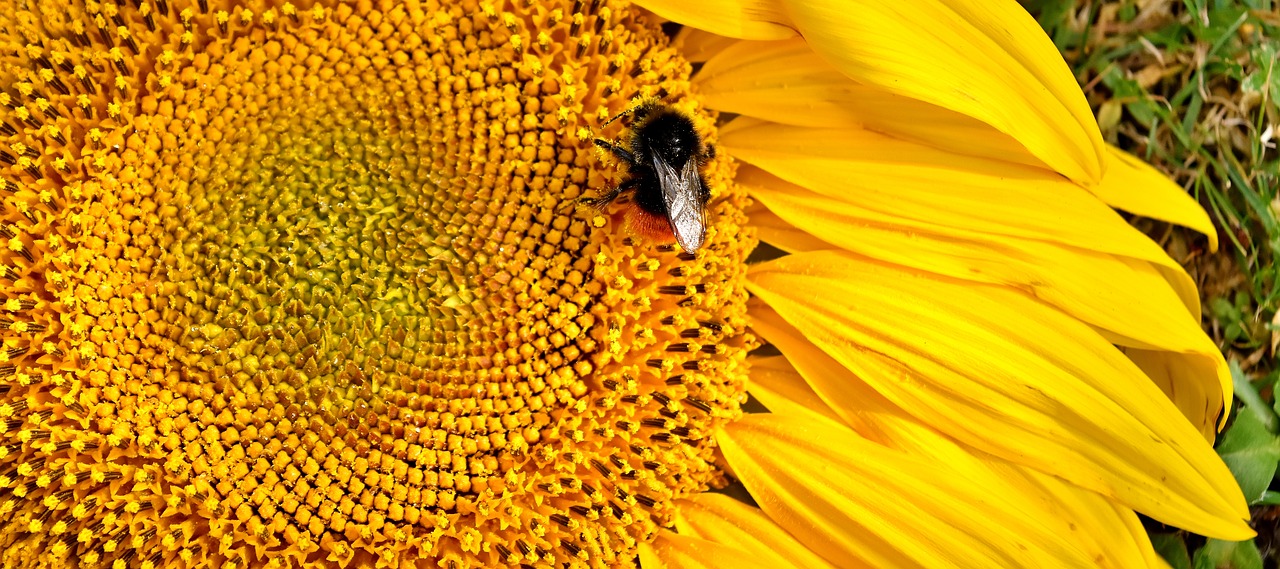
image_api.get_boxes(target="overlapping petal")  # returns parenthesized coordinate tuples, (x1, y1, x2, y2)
(744, 167, 1197, 341)
(718, 411, 1101, 568)
(719, 121, 1173, 269)
(1095, 146, 1219, 249)
(744, 204, 829, 254)
(747, 338, 1165, 569)
(738, 164, 1229, 426)
(639, 0, 1104, 183)
(694, 38, 1219, 248)
(693, 38, 1043, 170)
(639, 531, 779, 569)
(1125, 348, 1222, 441)
(673, 28, 740, 63)
(647, 2, 1241, 565)
(633, 0, 793, 40)
(674, 494, 840, 569)
(746, 251, 1251, 539)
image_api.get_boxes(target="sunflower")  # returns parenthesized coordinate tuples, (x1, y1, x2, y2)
(0, 0, 1252, 567)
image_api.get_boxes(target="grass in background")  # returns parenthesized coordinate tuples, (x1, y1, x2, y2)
(1022, 0, 1280, 566)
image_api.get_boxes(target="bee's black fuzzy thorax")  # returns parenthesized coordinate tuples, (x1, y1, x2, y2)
(632, 109, 701, 171)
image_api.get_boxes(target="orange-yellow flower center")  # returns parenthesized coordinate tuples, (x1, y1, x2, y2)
(0, 0, 754, 567)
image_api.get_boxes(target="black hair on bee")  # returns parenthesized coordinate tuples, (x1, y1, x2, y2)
(585, 99, 714, 253)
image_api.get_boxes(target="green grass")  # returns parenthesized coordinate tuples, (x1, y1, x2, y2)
(1022, 0, 1280, 565)
(1025, 0, 1279, 353)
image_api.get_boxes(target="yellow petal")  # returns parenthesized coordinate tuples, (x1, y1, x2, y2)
(792, 0, 1103, 183)
(748, 348, 1167, 569)
(747, 169, 1194, 339)
(675, 494, 841, 569)
(747, 319, 901, 444)
(1095, 145, 1218, 250)
(744, 203, 828, 254)
(747, 251, 1251, 539)
(744, 169, 1230, 424)
(719, 412, 1103, 568)
(1125, 347, 1220, 442)
(673, 28, 739, 63)
(632, 0, 793, 41)
(723, 123, 1170, 269)
(694, 41, 1217, 251)
(747, 176, 1217, 405)
(1003, 465, 1168, 569)
(1158, 261, 1204, 317)
(694, 38, 1043, 170)
(737, 156, 1202, 327)
(639, 530, 781, 569)
(748, 355, 850, 426)
(645, 0, 1104, 182)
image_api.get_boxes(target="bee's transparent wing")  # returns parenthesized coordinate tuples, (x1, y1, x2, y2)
(652, 155, 707, 252)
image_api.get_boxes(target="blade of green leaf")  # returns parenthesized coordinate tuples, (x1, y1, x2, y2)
(1233, 360, 1276, 431)
(1216, 407, 1280, 504)
(1255, 490, 1280, 506)
(1192, 538, 1263, 569)
(1152, 533, 1192, 569)
(1219, 361, 1280, 505)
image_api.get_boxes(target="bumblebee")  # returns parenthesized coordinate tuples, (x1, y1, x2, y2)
(587, 100, 714, 253)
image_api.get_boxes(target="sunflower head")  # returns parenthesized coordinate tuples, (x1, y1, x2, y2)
(4, 0, 1261, 567)
(0, 0, 754, 566)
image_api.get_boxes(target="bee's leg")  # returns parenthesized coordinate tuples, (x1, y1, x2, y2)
(601, 109, 631, 129)
(594, 138, 639, 166)
(559, 177, 640, 215)
(580, 176, 641, 209)
(703, 143, 716, 161)
(601, 98, 659, 129)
